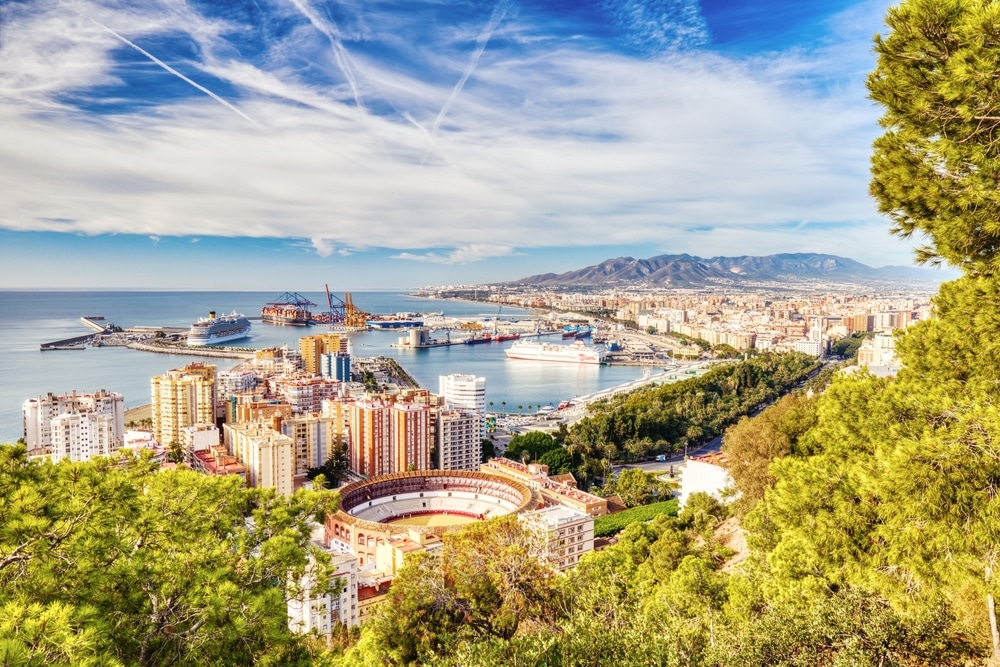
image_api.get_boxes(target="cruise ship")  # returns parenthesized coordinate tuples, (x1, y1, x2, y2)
(504, 339, 606, 364)
(187, 311, 252, 346)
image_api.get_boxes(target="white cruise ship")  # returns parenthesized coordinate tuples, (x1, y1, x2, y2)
(504, 339, 606, 364)
(187, 311, 252, 346)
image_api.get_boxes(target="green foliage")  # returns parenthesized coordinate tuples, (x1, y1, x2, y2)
(594, 500, 679, 537)
(830, 332, 871, 359)
(306, 439, 350, 489)
(568, 352, 819, 464)
(711, 343, 741, 359)
(479, 438, 496, 463)
(344, 516, 556, 666)
(504, 431, 560, 463)
(536, 447, 572, 475)
(0, 446, 337, 666)
(722, 393, 818, 516)
(869, 0, 1000, 273)
(609, 468, 661, 508)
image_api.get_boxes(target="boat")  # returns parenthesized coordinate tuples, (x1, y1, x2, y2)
(492, 332, 520, 342)
(464, 333, 493, 345)
(187, 311, 252, 346)
(505, 339, 606, 364)
(261, 305, 311, 326)
(261, 292, 316, 326)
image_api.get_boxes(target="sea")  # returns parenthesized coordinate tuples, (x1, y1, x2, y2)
(0, 290, 651, 444)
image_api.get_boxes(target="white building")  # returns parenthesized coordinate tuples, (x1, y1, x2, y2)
(180, 423, 220, 462)
(288, 548, 360, 637)
(22, 389, 125, 458)
(47, 411, 118, 463)
(677, 455, 733, 508)
(439, 374, 486, 436)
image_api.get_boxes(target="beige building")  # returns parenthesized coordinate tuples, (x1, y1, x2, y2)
(520, 505, 595, 571)
(224, 422, 295, 496)
(277, 412, 350, 477)
(300, 333, 349, 376)
(480, 458, 608, 518)
(151, 363, 217, 446)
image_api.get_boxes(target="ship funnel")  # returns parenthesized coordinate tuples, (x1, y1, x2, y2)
(209, 311, 216, 319)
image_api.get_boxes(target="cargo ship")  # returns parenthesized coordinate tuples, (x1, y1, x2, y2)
(261, 304, 311, 326)
(262, 292, 316, 326)
(464, 333, 493, 345)
(505, 339, 605, 364)
(492, 332, 520, 342)
(187, 311, 252, 346)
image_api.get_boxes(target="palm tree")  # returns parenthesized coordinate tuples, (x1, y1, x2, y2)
(517, 405, 523, 414)
(489, 401, 494, 412)
(501, 401, 506, 413)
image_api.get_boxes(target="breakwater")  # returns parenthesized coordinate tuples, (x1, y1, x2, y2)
(126, 340, 255, 360)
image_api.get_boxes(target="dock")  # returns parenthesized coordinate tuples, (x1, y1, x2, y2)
(40, 317, 113, 350)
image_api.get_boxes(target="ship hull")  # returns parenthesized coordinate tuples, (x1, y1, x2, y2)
(187, 312, 252, 346)
(505, 340, 605, 364)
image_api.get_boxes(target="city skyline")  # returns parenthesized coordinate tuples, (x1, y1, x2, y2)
(1, 0, 916, 289)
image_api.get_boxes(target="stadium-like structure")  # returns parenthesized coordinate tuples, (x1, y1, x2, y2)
(324, 470, 542, 568)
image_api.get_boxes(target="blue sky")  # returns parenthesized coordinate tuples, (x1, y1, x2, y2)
(0, 0, 928, 290)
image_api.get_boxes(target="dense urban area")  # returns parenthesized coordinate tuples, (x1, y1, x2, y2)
(6, 0, 1000, 664)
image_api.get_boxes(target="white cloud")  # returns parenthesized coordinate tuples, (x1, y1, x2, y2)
(394, 244, 516, 264)
(0, 0, 907, 268)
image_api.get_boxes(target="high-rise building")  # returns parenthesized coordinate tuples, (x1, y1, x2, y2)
(348, 400, 391, 477)
(438, 374, 486, 436)
(347, 399, 432, 476)
(47, 411, 118, 463)
(390, 402, 432, 472)
(22, 389, 125, 456)
(151, 363, 217, 446)
(273, 376, 341, 414)
(320, 353, 351, 381)
(224, 421, 295, 495)
(436, 408, 481, 471)
(278, 412, 350, 477)
(300, 334, 349, 376)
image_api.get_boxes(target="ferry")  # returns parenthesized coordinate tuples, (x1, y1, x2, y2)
(187, 311, 252, 346)
(505, 339, 605, 364)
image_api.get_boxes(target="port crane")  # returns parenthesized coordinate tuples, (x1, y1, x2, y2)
(321, 284, 347, 324)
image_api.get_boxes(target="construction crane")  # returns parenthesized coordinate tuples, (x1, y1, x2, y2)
(343, 292, 371, 328)
(320, 284, 347, 324)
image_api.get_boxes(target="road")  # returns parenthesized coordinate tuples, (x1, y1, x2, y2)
(613, 432, 724, 475)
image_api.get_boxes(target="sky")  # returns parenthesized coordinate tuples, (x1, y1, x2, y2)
(0, 0, 932, 290)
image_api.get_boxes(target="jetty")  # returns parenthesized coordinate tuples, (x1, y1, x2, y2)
(40, 317, 114, 350)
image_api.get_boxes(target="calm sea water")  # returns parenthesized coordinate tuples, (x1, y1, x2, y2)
(0, 290, 649, 444)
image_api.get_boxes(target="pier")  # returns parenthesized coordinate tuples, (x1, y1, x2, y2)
(40, 317, 113, 350)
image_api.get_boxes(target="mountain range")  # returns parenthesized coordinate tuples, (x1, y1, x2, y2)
(512, 253, 952, 287)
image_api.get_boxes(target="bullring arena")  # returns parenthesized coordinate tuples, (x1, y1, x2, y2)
(324, 470, 542, 567)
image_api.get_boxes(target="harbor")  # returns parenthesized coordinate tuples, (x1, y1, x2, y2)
(1, 290, 663, 444)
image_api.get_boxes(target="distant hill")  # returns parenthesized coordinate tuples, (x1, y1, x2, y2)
(512, 253, 950, 287)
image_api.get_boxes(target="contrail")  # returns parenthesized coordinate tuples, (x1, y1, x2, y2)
(430, 0, 512, 140)
(286, 0, 365, 112)
(82, 15, 255, 124)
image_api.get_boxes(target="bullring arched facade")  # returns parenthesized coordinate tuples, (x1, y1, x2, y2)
(324, 470, 541, 567)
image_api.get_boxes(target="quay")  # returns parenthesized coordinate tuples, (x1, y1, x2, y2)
(40, 316, 114, 350)
(126, 339, 255, 360)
